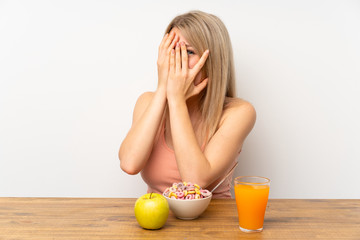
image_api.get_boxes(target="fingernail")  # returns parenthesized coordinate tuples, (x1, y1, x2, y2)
(180, 42, 185, 46)
(205, 49, 209, 54)
(176, 42, 179, 48)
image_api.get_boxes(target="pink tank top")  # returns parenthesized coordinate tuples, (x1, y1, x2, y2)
(141, 125, 237, 199)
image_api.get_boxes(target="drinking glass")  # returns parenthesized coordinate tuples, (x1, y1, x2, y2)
(234, 176, 270, 233)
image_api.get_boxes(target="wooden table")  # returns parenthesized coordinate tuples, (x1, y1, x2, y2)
(0, 198, 359, 239)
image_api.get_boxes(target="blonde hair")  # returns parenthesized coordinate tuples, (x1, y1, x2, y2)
(165, 10, 236, 142)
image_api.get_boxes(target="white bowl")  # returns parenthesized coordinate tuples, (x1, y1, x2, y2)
(163, 193, 212, 220)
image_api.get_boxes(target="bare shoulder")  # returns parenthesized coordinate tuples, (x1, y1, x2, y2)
(220, 97, 256, 130)
(132, 91, 155, 121)
(135, 91, 155, 108)
(224, 97, 256, 118)
(137, 91, 155, 103)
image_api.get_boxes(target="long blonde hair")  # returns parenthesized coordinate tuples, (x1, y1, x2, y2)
(165, 10, 236, 142)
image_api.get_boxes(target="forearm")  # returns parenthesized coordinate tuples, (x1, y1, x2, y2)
(167, 97, 211, 187)
(119, 88, 167, 174)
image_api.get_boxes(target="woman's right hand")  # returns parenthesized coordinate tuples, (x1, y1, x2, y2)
(157, 30, 179, 90)
(119, 31, 178, 175)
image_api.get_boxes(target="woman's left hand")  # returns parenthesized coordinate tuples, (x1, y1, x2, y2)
(167, 42, 209, 102)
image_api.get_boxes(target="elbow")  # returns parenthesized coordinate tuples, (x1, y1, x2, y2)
(181, 164, 213, 189)
(120, 162, 140, 175)
(182, 176, 211, 190)
(118, 151, 142, 175)
(198, 179, 212, 190)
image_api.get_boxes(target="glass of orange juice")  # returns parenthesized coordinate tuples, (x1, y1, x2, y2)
(234, 176, 270, 233)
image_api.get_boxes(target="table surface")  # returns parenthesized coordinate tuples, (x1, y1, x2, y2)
(0, 198, 359, 240)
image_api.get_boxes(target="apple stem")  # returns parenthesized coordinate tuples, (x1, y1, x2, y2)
(150, 193, 152, 199)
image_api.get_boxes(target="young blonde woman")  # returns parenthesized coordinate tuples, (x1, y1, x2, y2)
(119, 11, 256, 199)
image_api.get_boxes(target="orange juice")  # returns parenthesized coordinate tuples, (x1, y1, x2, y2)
(234, 181, 270, 231)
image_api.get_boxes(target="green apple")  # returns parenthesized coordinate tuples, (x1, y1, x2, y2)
(134, 193, 169, 230)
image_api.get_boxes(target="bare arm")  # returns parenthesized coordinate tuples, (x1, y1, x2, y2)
(119, 90, 166, 174)
(166, 42, 256, 187)
(119, 30, 179, 174)
(168, 98, 256, 188)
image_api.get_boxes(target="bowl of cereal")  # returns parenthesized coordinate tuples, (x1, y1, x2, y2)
(162, 182, 212, 220)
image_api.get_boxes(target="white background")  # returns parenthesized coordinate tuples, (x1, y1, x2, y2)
(1, 0, 359, 199)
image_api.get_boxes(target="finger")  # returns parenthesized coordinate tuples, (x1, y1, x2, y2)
(191, 49, 209, 76)
(193, 78, 209, 95)
(164, 30, 176, 48)
(180, 42, 188, 73)
(165, 51, 170, 70)
(168, 34, 179, 53)
(159, 33, 169, 48)
(170, 48, 175, 73)
(175, 43, 181, 73)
